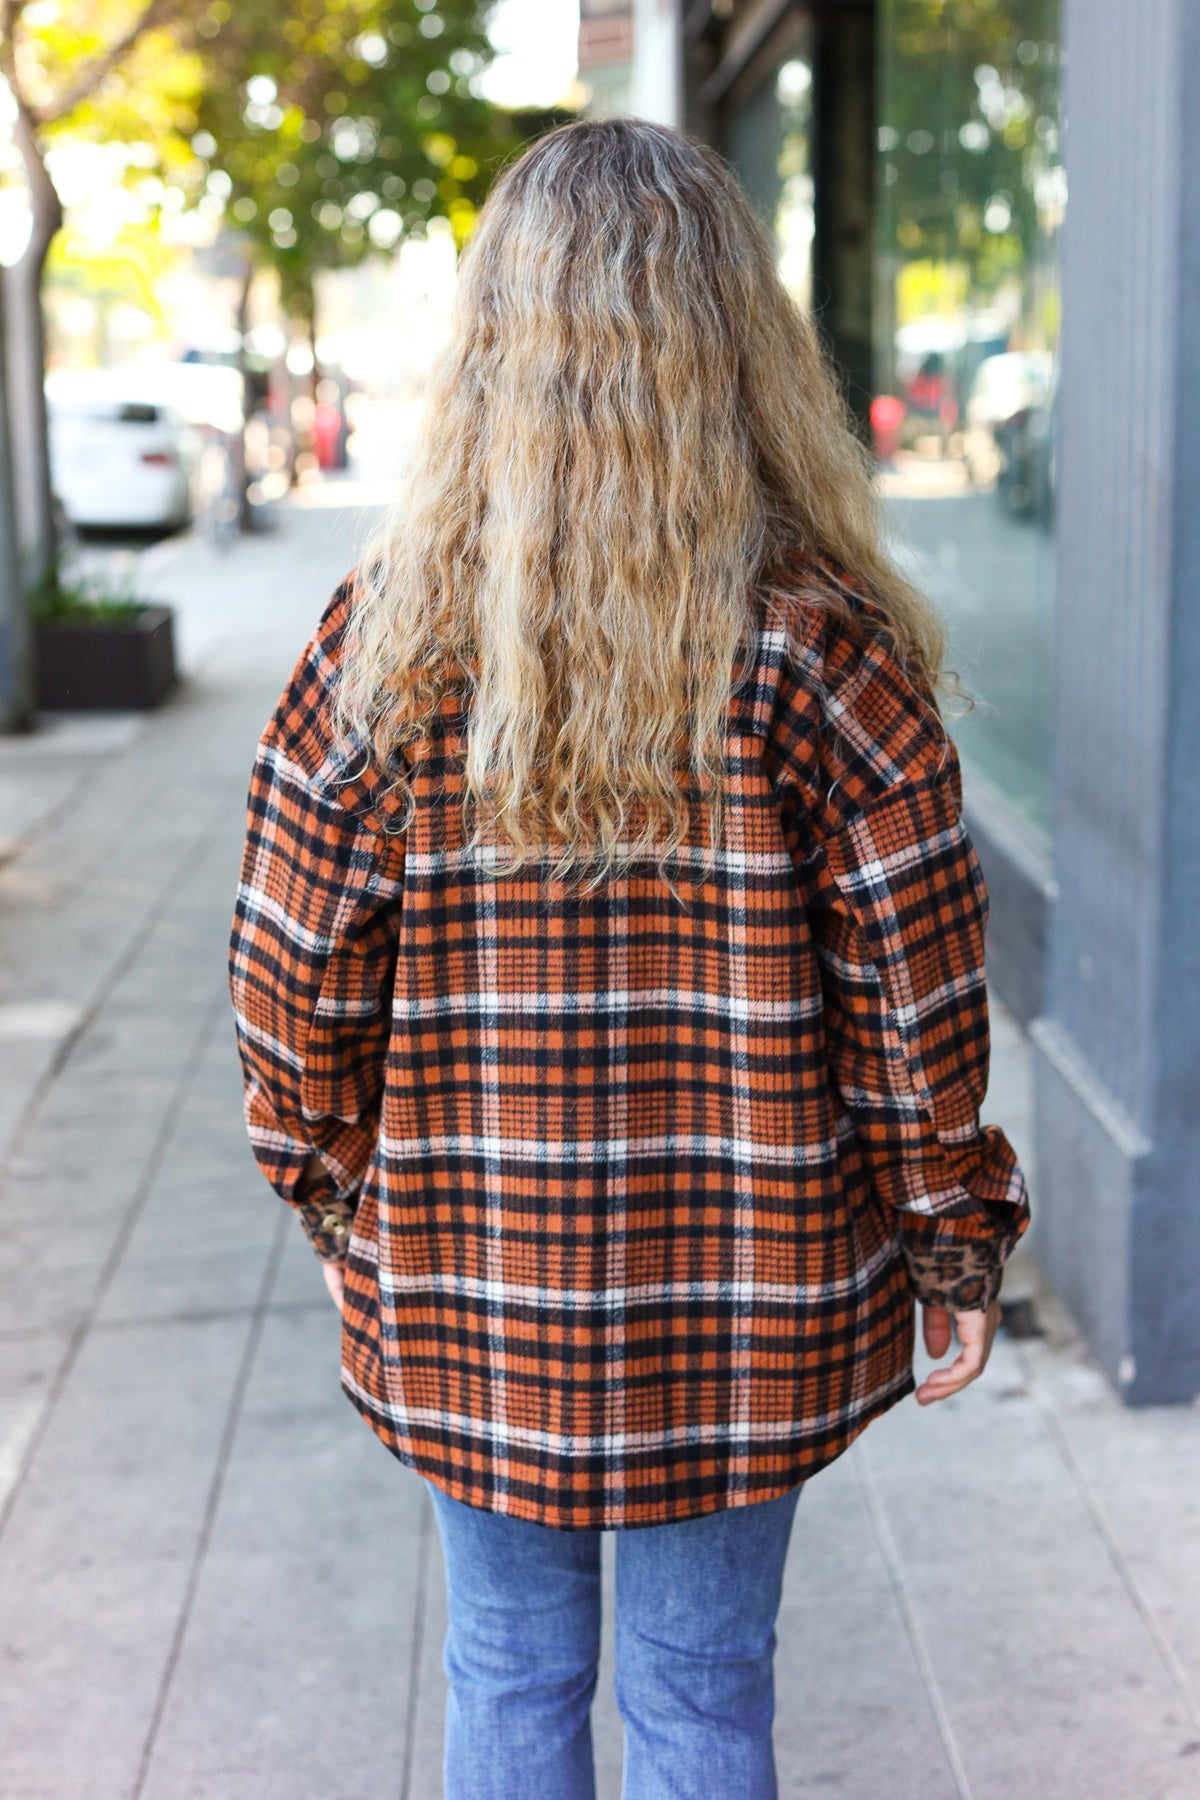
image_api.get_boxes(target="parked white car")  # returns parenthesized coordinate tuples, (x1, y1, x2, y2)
(46, 370, 200, 531)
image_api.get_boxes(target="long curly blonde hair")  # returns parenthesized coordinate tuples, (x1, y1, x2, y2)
(338, 117, 946, 877)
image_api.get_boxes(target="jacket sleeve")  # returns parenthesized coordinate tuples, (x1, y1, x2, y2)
(229, 709, 406, 1264)
(806, 735, 1030, 1309)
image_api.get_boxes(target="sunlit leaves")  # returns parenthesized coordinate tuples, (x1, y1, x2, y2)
(877, 0, 1061, 282)
(13, 2, 203, 173)
(185, 0, 547, 306)
(7, 0, 565, 327)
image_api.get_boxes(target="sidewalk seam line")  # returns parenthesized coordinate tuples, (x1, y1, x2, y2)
(854, 1442, 976, 1800)
(1017, 1343, 1200, 1735)
(399, 1481, 433, 1800)
(0, 753, 114, 878)
(132, 1210, 288, 1799)
(0, 985, 229, 1544)
(0, 781, 236, 1199)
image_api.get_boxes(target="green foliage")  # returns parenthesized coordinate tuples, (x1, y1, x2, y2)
(28, 557, 143, 624)
(17, 2, 205, 173)
(878, 0, 1062, 294)
(5, 1, 567, 329)
(183, 0, 565, 316)
(46, 220, 182, 331)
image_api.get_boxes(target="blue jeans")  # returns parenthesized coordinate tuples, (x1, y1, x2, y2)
(424, 1479, 804, 1800)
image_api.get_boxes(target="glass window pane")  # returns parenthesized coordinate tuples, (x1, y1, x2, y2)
(873, 0, 1063, 837)
(726, 24, 815, 312)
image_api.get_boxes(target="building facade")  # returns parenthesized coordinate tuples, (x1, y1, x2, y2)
(578, 0, 1200, 1406)
(579, 0, 679, 123)
(578, 0, 636, 114)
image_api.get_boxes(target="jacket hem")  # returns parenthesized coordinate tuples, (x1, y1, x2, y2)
(338, 1357, 917, 1532)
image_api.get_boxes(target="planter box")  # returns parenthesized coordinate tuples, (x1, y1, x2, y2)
(33, 604, 177, 711)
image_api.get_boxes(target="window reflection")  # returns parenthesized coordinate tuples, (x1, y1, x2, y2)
(873, 0, 1063, 836)
(727, 29, 815, 311)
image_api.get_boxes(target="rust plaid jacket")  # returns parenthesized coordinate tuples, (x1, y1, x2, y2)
(229, 563, 1030, 1529)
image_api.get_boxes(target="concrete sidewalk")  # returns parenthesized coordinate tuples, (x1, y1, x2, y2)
(0, 491, 1197, 1799)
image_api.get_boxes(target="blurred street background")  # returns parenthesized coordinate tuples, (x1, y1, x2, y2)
(1, 1, 1199, 1795)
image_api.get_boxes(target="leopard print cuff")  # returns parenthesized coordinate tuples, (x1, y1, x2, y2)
(902, 1237, 1003, 1310)
(295, 1192, 356, 1262)
(292, 1160, 358, 1263)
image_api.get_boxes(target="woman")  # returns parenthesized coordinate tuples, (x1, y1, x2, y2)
(230, 119, 1030, 1799)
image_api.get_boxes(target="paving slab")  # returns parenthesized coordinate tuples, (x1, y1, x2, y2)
(1015, 1310, 1200, 1712)
(0, 1330, 72, 1516)
(140, 1301, 421, 1800)
(404, 1486, 448, 1800)
(861, 1337, 1200, 1799)
(776, 1583, 964, 1798)
(0, 1304, 265, 1800)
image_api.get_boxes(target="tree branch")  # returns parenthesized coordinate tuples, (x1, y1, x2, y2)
(34, 0, 188, 125)
(8, 97, 61, 256)
(0, 0, 29, 47)
(0, 0, 30, 104)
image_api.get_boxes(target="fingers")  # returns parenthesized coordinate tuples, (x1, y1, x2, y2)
(922, 1304, 953, 1359)
(321, 1259, 346, 1315)
(915, 1343, 982, 1404)
(915, 1301, 1001, 1406)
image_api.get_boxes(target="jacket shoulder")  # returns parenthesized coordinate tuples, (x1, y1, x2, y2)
(263, 573, 354, 775)
(760, 557, 951, 833)
(258, 570, 405, 835)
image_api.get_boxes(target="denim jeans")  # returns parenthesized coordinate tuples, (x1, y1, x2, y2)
(424, 1478, 804, 1800)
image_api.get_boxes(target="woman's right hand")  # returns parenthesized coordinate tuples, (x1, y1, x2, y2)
(915, 1301, 1002, 1405)
(322, 1260, 346, 1315)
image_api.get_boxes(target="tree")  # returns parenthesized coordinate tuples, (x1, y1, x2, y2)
(186, 1, 555, 389)
(0, 0, 201, 588)
(0, 269, 27, 727)
(877, 0, 1062, 290)
(0, 0, 562, 727)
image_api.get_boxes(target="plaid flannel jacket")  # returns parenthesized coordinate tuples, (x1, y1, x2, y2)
(229, 564, 1030, 1529)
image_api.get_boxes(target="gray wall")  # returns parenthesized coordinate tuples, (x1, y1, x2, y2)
(1033, 0, 1200, 1402)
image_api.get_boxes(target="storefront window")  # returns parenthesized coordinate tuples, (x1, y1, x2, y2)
(873, 0, 1063, 837)
(726, 25, 815, 312)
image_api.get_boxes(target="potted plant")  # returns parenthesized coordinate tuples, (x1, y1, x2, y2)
(30, 561, 178, 712)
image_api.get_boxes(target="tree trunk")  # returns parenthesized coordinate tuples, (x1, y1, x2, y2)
(2, 101, 64, 591)
(0, 271, 31, 732)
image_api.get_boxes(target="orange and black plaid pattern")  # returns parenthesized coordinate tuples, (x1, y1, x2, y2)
(229, 565, 1029, 1529)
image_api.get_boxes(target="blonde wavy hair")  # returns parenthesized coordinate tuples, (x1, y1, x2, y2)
(338, 117, 948, 878)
